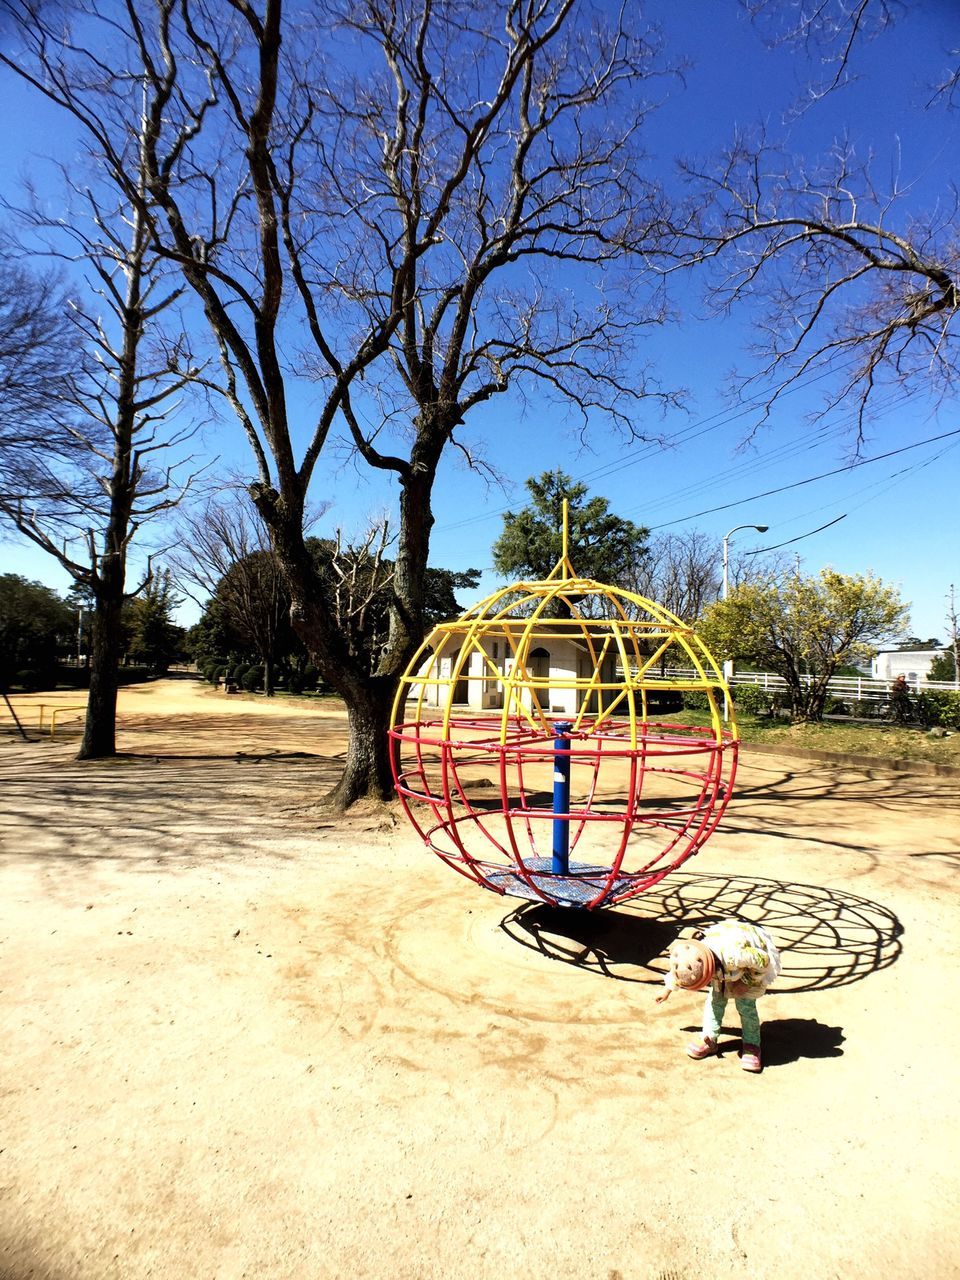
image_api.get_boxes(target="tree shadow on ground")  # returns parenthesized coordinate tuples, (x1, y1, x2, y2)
(118, 750, 323, 762)
(499, 869, 903, 992)
(0, 752, 346, 872)
(909, 849, 960, 865)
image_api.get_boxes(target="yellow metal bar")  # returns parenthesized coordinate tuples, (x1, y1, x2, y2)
(50, 706, 86, 740)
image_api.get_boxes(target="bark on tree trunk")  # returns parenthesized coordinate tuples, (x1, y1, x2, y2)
(263, 655, 274, 697)
(78, 594, 122, 758)
(792, 690, 827, 721)
(783, 663, 805, 721)
(805, 679, 830, 722)
(325, 678, 396, 810)
(252, 458, 439, 809)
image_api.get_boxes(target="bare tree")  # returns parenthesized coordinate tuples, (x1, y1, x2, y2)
(743, 0, 900, 103)
(746, 0, 959, 109)
(171, 494, 292, 696)
(674, 3, 960, 442)
(322, 522, 395, 666)
(0, 262, 82, 500)
(2, 0, 683, 805)
(0, 142, 201, 756)
(683, 134, 960, 442)
(173, 495, 397, 694)
(626, 529, 722, 623)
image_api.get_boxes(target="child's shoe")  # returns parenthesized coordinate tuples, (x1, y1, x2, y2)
(685, 1036, 718, 1060)
(740, 1043, 762, 1073)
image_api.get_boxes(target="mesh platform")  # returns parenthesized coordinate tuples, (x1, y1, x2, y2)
(483, 857, 640, 907)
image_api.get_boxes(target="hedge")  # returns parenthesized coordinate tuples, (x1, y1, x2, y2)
(6, 664, 155, 693)
(730, 684, 776, 715)
(915, 690, 960, 730)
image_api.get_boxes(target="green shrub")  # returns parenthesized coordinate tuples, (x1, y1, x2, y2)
(55, 665, 91, 689)
(637, 689, 684, 714)
(303, 663, 319, 691)
(850, 698, 878, 719)
(287, 670, 305, 694)
(928, 652, 957, 682)
(680, 690, 710, 711)
(915, 690, 960, 730)
(15, 669, 42, 692)
(116, 666, 153, 685)
(241, 667, 263, 692)
(730, 684, 774, 715)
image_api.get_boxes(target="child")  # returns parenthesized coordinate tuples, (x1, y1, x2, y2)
(655, 919, 780, 1073)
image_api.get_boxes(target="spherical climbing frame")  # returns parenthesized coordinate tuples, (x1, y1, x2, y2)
(389, 507, 738, 909)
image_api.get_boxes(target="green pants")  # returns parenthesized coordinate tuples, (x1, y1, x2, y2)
(703, 989, 761, 1045)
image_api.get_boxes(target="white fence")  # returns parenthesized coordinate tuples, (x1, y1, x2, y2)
(655, 667, 958, 704)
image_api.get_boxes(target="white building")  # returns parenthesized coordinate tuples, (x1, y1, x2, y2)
(421, 625, 622, 717)
(871, 648, 948, 686)
(411, 619, 694, 720)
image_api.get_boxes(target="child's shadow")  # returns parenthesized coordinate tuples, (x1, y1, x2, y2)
(680, 1018, 844, 1070)
(681, 1018, 844, 1067)
(762, 1017, 845, 1066)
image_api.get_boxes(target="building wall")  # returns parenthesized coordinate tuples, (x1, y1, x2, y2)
(872, 649, 947, 685)
(412, 635, 624, 715)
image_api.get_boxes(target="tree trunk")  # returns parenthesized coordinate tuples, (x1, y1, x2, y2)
(805, 680, 830, 721)
(78, 593, 122, 758)
(263, 655, 274, 697)
(253, 477, 428, 810)
(253, 447, 441, 809)
(787, 668, 831, 722)
(325, 678, 396, 810)
(788, 672, 808, 721)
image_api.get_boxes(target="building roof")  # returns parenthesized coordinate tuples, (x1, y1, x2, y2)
(873, 647, 947, 657)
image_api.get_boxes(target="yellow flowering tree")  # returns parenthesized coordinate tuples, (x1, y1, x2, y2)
(698, 569, 909, 721)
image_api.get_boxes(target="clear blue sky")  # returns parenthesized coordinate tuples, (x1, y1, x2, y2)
(1, 1, 957, 640)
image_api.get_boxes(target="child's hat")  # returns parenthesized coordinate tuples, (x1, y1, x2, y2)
(668, 939, 716, 991)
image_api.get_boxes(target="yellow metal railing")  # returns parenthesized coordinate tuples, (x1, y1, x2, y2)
(40, 705, 87, 739)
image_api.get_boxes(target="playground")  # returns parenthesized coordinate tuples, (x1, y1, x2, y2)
(2, 677, 959, 1279)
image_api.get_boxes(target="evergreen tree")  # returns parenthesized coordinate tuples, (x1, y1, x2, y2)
(493, 470, 648, 584)
(125, 572, 184, 674)
(0, 574, 74, 688)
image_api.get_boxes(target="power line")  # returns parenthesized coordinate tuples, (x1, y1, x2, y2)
(631, 383, 916, 523)
(436, 353, 877, 534)
(647, 425, 960, 530)
(745, 513, 848, 555)
(461, 432, 955, 583)
(751, 430, 960, 539)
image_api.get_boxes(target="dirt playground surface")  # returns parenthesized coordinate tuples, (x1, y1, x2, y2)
(2, 677, 959, 1279)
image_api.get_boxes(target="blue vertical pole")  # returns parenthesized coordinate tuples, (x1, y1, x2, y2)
(552, 721, 573, 875)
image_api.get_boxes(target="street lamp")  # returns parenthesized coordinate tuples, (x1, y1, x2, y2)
(722, 523, 768, 719)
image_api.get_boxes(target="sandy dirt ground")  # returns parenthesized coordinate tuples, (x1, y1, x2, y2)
(1, 678, 959, 1280)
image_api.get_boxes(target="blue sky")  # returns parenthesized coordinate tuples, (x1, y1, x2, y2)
(2, 1, 958, 641)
